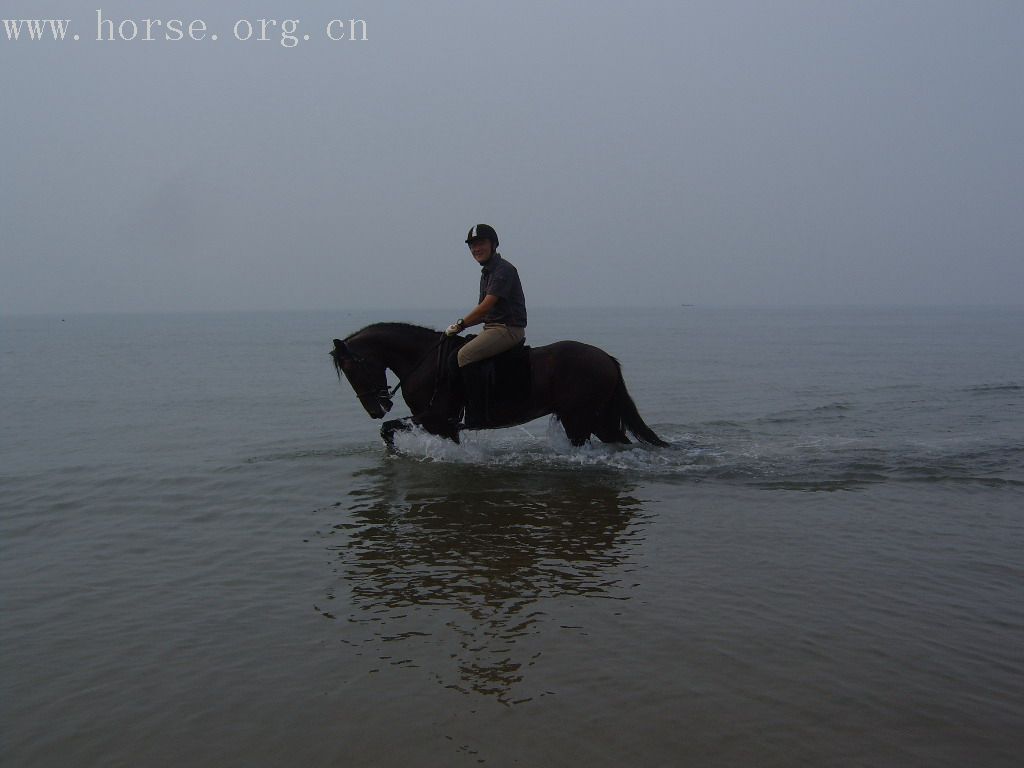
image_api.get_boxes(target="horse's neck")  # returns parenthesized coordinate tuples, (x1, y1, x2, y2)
(372, 329, 437, 379)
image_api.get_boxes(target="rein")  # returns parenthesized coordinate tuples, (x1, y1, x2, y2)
(387, 335, 448, 398)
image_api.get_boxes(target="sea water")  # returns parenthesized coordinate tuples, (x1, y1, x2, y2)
(2, 306, 1022, 766)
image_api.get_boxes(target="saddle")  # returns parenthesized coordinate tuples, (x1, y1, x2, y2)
(448, 340, 531, 428)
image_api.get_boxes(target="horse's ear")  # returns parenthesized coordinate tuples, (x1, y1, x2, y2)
(330, 339, 350, 379)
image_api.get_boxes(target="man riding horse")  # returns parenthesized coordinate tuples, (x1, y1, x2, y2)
(444, 224, 528, 428)
(330, 224, 667, 448)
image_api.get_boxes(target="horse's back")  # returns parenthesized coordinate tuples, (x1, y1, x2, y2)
(530, 339, 618, 368)
(527, 339, 621, 398)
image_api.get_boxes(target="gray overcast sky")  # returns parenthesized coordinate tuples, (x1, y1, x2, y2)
(2, 0, 1022, 314)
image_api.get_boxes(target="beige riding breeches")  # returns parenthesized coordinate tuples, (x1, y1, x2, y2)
(457, 324, 526, 367)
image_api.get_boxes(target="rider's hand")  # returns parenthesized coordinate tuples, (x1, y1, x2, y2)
(445, 320, 464, 336)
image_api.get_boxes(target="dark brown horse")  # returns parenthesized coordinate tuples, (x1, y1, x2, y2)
(331, 322, 668, 448)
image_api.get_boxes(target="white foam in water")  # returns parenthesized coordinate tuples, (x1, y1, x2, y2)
(389, 416, 704, 474)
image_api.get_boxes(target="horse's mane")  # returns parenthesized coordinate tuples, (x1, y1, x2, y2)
(345, 322, 440, 342)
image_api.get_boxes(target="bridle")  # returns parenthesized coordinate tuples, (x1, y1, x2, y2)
(332, 345, 393, 414)
(332, 335, 450, 415)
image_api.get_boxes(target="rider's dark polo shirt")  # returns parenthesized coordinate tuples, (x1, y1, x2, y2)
(479, 253, 527, 327)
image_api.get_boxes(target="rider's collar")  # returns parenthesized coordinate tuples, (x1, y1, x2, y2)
(480, 252, 501, 271)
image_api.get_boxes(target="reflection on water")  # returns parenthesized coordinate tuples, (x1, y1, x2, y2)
(316, 459, 645, 702)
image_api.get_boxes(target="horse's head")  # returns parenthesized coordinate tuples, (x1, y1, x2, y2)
(331, 338, 394, 419)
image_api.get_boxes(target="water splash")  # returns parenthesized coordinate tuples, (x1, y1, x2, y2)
(385, 416, 1023, 490)
(388, 416, 709, 475)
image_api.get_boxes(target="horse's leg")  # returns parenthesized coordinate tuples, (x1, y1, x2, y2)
(381, 417, 414, 448)
(380, 415, 462, 448)
(558, 412, 593, 447)
(414, 413, 461, 444)
(592, 407, 630, 444)
(557, 387, 630, 445)
(593, 422, 630, 444)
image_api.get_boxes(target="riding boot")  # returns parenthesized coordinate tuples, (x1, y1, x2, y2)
(460, 362, 488, 429)
(444, 350, 466, 426)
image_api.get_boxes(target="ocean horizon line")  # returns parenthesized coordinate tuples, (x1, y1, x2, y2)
(4, 302, 1023, 320)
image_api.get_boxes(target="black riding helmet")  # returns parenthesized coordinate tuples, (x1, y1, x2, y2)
(465, 224, 499, 248)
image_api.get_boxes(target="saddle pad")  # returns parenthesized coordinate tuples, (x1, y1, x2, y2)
(485, 343, 532, 402)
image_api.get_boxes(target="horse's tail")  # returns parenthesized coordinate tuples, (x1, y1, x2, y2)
(610, 361, 670, 447)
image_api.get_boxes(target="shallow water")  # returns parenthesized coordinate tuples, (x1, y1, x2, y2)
(2, 307, 1022, 766)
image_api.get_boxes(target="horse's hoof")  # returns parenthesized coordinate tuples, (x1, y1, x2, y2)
(381, 418, 416, 449)
(380, 420, 399, 447)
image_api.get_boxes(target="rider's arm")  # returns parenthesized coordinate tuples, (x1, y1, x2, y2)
(459, 294, 499, 329)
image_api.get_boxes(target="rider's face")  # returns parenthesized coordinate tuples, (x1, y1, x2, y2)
(468, 238, 494, 264)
